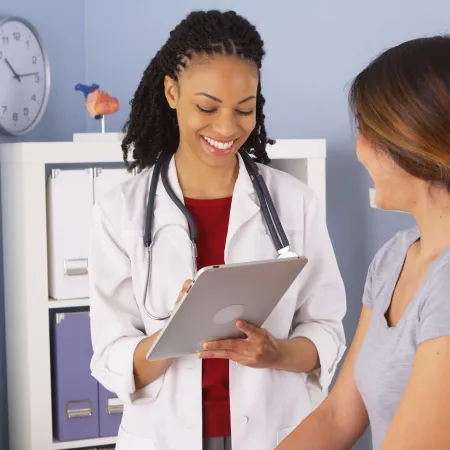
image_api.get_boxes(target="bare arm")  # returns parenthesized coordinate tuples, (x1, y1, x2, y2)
(273, 337, 319, 373)
(276, 306, 372, 450)
(380, 336, 450, 450)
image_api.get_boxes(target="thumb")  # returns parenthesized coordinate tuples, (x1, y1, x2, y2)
(175, 279, 193, 307)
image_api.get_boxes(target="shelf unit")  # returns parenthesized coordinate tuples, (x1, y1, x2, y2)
(0, 138, 326, 450)
(52, 436, 116, 450)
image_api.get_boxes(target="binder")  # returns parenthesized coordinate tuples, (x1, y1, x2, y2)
(51, 311, 99, 441)
(98, 384, 123, 437)
(47, 169, 94, 300)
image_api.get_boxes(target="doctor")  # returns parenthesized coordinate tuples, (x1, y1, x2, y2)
(89, 9, 346, 450)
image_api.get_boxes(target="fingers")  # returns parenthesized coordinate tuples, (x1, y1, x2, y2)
(203, 339, 250, 354)
(236, 320, 266, 339)
(174, 279, 193, 307)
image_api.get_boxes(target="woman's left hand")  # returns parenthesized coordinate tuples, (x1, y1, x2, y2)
(198, 320, 283, 369)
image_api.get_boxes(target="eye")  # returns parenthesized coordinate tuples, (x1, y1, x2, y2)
(196, 105, 216, 114)
(236, 109, 254, 116)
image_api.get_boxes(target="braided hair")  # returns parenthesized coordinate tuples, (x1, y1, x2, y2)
(121, 10, 274, 173)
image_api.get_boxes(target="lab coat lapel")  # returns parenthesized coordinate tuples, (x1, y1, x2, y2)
(225, 153, 261, 259)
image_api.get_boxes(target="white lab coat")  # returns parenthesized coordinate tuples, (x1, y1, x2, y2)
(89, 153, 346, 450)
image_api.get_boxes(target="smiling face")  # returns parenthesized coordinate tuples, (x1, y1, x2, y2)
(164, 55, 259, 168)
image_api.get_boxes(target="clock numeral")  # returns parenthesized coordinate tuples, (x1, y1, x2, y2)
(13, 113, 18, 122)
(1, 106, 6, 114)
(26, 40, 30, 49)
(24, 107, 29, 117)
(35, 74, 40, 83)
(32, 56, 37, 64)
(31, 94, 37, 102)
(0, 51, 2, 60)
(12, 32, 21, 41)
(2, 36, 9, 45)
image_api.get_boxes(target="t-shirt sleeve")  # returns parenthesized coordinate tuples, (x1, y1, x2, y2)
(362, 263, 374, 308)
(417, 266, 450, 345)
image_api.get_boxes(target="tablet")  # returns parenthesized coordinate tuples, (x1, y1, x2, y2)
(146, 256, 308, 361)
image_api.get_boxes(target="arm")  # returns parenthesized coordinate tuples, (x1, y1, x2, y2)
(380, 336, 450, 450)
(277, 306, 372, 450)
(89, 203, 172, 403)
(380, 274, 450, 450)
(133, 280, 191, 389)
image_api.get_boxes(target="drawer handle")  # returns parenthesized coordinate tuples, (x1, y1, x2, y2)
(66, 399, 92, 419)
(64, 258, 88, 276)
(107, 397, 123, 415)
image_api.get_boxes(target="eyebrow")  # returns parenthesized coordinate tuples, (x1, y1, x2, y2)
(195, 93, 256, 104)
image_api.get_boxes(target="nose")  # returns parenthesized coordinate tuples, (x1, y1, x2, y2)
(212, 110, 238, 138)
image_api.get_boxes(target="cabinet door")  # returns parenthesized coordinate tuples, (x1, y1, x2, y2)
(47, 169, 94, 300)
(93, 167, 134, 204)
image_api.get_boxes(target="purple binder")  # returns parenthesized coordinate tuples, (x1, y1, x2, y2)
(98, 384, 123, 437)
(51, 311, 99, 441)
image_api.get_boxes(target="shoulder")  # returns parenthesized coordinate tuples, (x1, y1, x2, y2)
(94, 166, 152, 232)
(368, 227, 419, 277)
(417, 250, 450, 344)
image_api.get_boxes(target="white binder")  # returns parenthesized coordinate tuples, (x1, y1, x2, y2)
(47, 167, 134, 300)
(94, 167, 134, 203)
(47, 169, 94, 300)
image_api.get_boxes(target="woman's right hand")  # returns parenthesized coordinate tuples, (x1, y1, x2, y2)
(174, 279, 193, 309)
(133, 279, 193, 389)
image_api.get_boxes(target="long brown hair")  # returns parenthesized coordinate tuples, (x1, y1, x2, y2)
(349, 35, 450, 191)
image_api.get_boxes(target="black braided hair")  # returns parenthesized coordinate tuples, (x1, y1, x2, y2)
(121, 10, 274, 173)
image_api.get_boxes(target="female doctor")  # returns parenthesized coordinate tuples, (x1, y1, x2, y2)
(89, 9, 346, 450)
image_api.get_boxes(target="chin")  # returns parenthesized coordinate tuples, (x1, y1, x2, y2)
(374, 192, 409, 213)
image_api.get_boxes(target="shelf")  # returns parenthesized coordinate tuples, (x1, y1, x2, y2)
(52, 436, 117, 449)
(0, 139, 325, 164)
(48, 298, 90, 309)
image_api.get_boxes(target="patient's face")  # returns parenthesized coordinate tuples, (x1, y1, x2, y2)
(356, 133, 419, 212)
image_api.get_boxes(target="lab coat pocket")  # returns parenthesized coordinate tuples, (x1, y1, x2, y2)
(116, 425, 157, 450)
(131, 372, 165, 404)
(276, 426, 296, 445)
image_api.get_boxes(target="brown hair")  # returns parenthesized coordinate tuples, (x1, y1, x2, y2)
(349, 35, 450, 191)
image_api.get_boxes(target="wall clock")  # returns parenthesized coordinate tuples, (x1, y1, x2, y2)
(0, 16, 50, 136)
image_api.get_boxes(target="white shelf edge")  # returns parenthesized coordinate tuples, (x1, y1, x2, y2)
(48, 298, 90, 309)
(52, 435, 116, 449)
(0, 138, 325, 164)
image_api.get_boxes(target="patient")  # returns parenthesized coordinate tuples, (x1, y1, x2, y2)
(277, 35, 450, 450)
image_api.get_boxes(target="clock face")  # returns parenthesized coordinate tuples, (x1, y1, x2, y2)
(0, 17, 50, 135)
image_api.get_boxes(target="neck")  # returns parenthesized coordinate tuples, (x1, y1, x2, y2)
(410, 188, 450, 259)
(174, 148, 239, 199)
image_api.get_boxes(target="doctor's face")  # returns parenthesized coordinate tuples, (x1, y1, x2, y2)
(164, 55, 258, 168)
(356, 133, 419, 211)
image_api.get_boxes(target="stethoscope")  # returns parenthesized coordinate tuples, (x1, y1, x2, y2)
(142, 149, 298, 320)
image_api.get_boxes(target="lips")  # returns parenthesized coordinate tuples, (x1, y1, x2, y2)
(202, 136, 235, 155)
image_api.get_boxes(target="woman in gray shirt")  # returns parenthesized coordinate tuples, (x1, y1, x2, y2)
(277, 36, 450, 450)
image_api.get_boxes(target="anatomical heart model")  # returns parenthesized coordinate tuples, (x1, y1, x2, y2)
(75, 83, 119, 132)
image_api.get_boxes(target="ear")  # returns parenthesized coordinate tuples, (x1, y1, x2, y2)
(164, 75, 179, 109)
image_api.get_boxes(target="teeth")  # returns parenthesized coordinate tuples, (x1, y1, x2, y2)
(203, 136, 234, 150)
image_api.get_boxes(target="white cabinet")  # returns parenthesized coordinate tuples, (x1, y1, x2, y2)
(0, 139, 326, 450)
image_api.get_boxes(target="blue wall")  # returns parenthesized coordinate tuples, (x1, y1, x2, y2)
(2, 1, 449, 449)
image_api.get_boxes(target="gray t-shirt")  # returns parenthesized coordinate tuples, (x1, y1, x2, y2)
(354, 227, 450, 450)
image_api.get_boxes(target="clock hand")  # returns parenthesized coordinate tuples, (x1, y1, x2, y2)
(4, 59, 21, 82)
(18, 72, 40, 78)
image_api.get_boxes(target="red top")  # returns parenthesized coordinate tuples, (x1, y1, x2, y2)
(184, 196, 232, 438)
